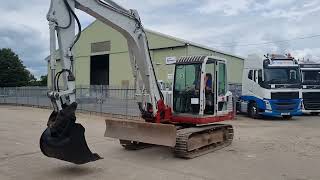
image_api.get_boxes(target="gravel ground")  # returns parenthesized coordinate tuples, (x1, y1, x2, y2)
(0, 105, 319, 180)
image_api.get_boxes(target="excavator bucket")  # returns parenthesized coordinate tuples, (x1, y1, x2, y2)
(105, 118, 177, 147)
(40, 103, 102, 164)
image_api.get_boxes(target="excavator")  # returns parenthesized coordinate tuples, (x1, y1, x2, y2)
(40, 0, 235, 165)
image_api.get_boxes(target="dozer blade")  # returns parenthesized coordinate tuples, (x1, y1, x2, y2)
(40, 103, 102, 164)
(105, 118, 177, 147)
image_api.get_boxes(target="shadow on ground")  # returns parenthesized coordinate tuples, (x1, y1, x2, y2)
(50, 165, 103, 177)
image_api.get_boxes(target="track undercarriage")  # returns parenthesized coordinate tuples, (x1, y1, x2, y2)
(114, 122, 234, 158)
(175, 124, 234, 158)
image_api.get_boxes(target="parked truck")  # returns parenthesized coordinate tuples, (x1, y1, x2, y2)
(299, 62, 320, 115)
(237, 54, 302, 119)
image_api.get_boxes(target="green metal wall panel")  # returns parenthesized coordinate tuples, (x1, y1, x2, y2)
(74, 21, 128, 57)
(74, 57, 90, 86)
(109, 52, 134, 86)
(151, 47, 187, 83)
(187, 45, 213, 56)
(146, 31, 185, 49)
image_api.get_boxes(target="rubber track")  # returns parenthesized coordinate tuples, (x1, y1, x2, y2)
(174, 124, 234, 158)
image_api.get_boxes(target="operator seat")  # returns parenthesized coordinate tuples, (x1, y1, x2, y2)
(205, 73, 214, 114)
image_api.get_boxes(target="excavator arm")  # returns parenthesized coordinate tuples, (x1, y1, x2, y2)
(47, 0, 162, 115)
(41, 0, 172, 164)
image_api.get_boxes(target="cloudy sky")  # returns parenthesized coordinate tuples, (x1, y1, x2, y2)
(1, 0, 320, 78)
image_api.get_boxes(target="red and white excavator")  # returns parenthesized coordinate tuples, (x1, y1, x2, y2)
(40, 0, 235, 164)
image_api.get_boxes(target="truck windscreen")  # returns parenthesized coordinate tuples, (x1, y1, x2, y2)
(302, 70, 320, 85)
(264, 68, 301, 84)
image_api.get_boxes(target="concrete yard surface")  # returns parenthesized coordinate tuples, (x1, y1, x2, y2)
(0, 105, 320, 180)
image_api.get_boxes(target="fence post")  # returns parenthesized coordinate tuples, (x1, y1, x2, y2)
(27, 87, 30, 105)
(36, 88, 40, 107)
(79, 85, 82, 112)
(15, 87, 18, 106)
(3, 87, 6, 104)
(125, 88, 129, 117)
(100, 85, 103, 115)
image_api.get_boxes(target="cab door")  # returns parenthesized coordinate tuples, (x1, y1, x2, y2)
(204, 61, 216, 115)
(252, 69, 264, 98)
(216, 61, 228, 114)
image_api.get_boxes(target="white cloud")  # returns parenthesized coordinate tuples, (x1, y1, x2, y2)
(262, 5, 320, 20)
(0, 0, 95, 77)
(291, 48, 320, 61)
(259, 0, 320, 21)
(116, 0, 190, 9)
(197, 0, 255, 16)
(1, 0, 320, 78)
(148, 22, 239, 44)
(253, 0, 297, 11)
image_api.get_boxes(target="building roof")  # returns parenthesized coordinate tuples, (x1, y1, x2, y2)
(80, 20, 244, 60)
(146, 29, 245, 60)
(45, 20, 245, 61)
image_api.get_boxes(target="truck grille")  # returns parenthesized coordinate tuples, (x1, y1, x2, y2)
(271, 92, 299, 100)
(303, 92, 320, 110)
(271, 101, 299, 112)
(274, 102, 296, 111)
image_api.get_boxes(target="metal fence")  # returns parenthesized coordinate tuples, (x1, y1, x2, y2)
(0, 84, 242, 116)
(0, 86, 140, 117)
(229, 83, 242, 99)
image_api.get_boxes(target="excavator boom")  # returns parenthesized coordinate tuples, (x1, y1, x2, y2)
(41, 0, 169, 164)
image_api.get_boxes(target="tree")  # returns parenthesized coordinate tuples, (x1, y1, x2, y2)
(0, 48, 34, 87)
(28, 75, 48, 87)
(39, 75, 48, 86)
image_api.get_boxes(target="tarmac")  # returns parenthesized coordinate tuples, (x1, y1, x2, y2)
(0, 105, 320, 180)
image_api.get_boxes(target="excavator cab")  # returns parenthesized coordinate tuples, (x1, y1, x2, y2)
(172, 56, 232, 122)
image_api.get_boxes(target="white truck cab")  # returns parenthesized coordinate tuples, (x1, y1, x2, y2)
(238, 54, 302, 119)
(299, 62, 320, 115)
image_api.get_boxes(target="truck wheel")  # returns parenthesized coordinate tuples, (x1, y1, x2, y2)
(248, 102, 260, 119)
(282, 115, 292, 120)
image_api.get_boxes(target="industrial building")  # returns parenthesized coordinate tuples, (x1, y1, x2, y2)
(47, 20, 244, 88)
